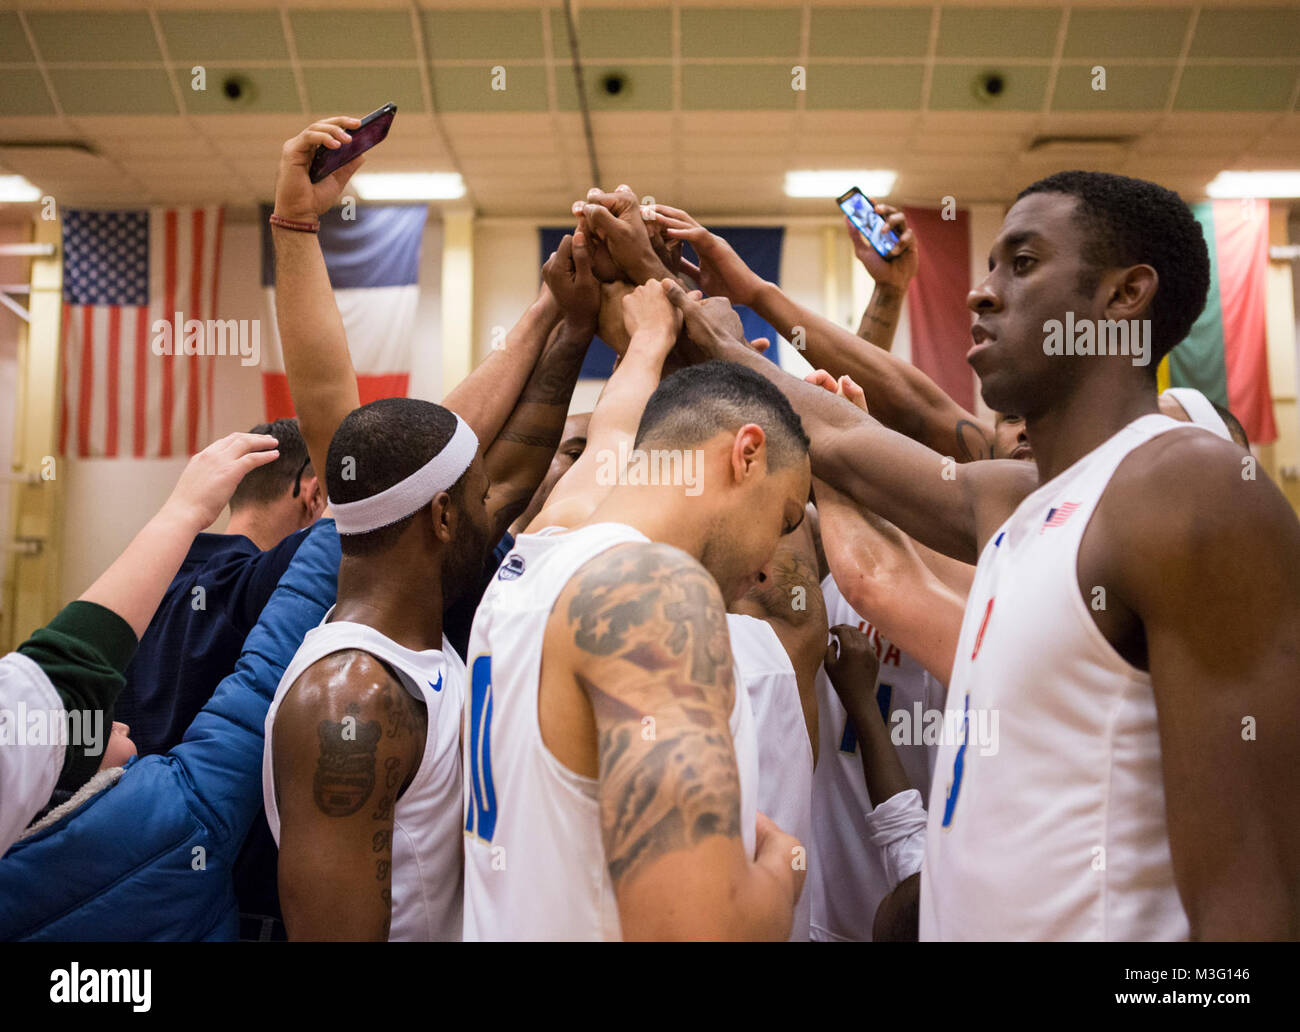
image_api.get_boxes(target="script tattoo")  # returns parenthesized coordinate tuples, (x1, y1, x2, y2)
(568, 544, 741, 890)
(312, 712, 382, 817)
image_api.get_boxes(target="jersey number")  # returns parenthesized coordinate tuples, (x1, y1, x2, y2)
(940, 692, 971, 828)
(465, 655, 498, 841)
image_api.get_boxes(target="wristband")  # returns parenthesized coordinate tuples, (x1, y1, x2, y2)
(268, 213, 320, 233)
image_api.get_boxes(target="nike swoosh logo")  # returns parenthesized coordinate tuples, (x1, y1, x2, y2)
(429, 673, 444, 693)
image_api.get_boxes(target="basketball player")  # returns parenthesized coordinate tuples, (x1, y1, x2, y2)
(510, 280, 825, 940)
(463, 291, 811, 939)
(261, 117, 600, 939)
(660, 173, 1300, 940)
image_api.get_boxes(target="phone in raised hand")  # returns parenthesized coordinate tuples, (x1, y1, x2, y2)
(308, 102, 397, 183)
(837, 186, 901, 261)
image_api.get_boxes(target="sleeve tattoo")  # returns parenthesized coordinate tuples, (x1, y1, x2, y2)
(565, 545, 742, 890)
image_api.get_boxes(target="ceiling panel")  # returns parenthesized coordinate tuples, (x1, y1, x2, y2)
(0, 1, 1295, 214)
(935, 8, 1062, 60)
(159, 10, 290, 61)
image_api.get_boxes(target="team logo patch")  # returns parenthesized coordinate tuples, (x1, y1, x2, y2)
(497, 553, 526, 580)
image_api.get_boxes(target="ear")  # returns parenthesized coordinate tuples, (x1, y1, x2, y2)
(299, 475, 323, 519)
(1103, 263, 1158, 323)
(429, 490, 455, 544)
(728, 423, 767, 484)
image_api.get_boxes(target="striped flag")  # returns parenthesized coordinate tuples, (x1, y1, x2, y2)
(1161, 199, 1275, 444)
(259, 203, 428, 420)
(60, 208, 224, 458)
(1040, 501, 1080, 533)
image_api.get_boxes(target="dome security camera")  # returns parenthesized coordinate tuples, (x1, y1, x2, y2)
(221, 75, 257, 106)
(973, 71, 1006, 103)
(600, 73, 627, 98)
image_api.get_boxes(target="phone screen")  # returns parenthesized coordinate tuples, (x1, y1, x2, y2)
(308, 103, 396, 183)
(838, 188, 900, 260)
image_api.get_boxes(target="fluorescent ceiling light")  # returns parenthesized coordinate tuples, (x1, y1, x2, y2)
(784, 170, 896, 198)
(351, 172, 465, 201)
(0, 175, 42, 202)
(1206, 170, 1300, 199)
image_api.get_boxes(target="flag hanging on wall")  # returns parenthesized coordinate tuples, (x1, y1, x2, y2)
(902, 205, 974, 413)
(260, 203, 428, 420)
(60, 207, 224, 458)
(1161, 199, 1275, 445)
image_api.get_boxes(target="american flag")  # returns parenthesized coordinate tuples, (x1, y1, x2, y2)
(1040, 501, 1081, 533)
(60, 208, 224, 458)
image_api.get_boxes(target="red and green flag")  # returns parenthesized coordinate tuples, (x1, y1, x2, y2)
(1160, 199, 1275, 444)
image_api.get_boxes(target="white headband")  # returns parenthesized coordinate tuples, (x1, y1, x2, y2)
(328, 416, 479, 535)
(1163, 387, 1232, 442)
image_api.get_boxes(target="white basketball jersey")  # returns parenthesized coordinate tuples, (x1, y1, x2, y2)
(263, 613, 467, 941)
(920, 414, 1196, 941)
(729, 613, 813, 942)
(462, 523, 759, 941)
(809, 576, 941, 942)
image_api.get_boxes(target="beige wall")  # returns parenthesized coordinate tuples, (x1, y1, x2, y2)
(56, 213, 445, 605)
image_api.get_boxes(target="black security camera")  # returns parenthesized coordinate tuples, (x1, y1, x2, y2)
(973, 72, 1006, 102)
(601, 73, 626, 97)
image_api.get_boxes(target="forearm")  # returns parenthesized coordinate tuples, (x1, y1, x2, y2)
(443, 290, 561, 446)
(753, 281, 990, 458)
(819, 486, 965, 685)
(78, 503, 205, 640)
(484, 321, 590, 537)
(272, 227, 360, 477)
(700, 336, 980, 558)
(585, 327, 672, 452)
(856, 283, 905, 352)
(837, 683, 912, 803)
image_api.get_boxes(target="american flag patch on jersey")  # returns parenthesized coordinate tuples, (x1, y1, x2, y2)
(1040, 501, 1081, 533)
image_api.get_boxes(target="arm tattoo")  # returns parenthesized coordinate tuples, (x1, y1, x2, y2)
(498, 427, 562, 449)
(313, 703, 381, 817)
(585, 673, 741, 887)
(567, 545, 742, 891)
(519, 330, 589, 406)
(568, 547, 730, 683)
(955, 418, 994, 462)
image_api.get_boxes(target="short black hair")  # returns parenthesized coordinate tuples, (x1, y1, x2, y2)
(1213, 401, 1249, 449)
(326, 397, 467, 557)
(229, 417, 311, 511)
(635, 361, 810, 471)
(1017, 171, 1210, 366)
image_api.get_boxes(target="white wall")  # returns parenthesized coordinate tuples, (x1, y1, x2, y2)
(0, 219, 28, 618)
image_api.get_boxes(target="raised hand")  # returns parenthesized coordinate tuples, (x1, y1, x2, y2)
(274, 116, 366, 224)
(824, 623, 883, 727)
(621, 279, 683, 350)
(660, 278, 750, 361)
(164, 432, 282, 531)
(542, 230, 601, 335)
(846, 202, 918, 290)
(576, 185, 671, 285)
(651, 204, 765, 306)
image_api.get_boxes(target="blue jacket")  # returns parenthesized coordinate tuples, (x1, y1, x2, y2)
(0, 520, 340, 941)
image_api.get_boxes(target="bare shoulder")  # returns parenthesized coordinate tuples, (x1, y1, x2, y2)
(1107, 427, 1285, 540)
(961, 456, 1039, 546)
(273, 649, 427, 764)
(548, 540, 734, 707)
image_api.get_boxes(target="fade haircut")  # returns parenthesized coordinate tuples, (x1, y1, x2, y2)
(634, 361, 810, 472)
(326, 397, 467, 557)
(229, 418, 311, 512)
(1017, 171, 1210, 367)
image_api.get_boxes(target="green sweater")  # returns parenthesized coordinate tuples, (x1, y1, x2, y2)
(16, 600, 138, 793)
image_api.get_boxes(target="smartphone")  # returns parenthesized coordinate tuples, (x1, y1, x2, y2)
(837, 186, 900, 261)
(308, 102, 397, 183)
